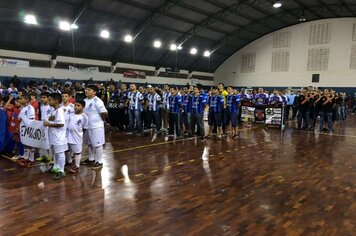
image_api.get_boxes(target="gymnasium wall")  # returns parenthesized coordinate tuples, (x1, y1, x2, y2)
(0, 49, 214, 87)
(214, 18, 356, 90)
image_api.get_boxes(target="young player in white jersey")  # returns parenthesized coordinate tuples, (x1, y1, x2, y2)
(84, 85, 108, 170)
(37, 92, 54, 162)
(44, 93, 68, 180)
(17, 93, 36, 167)
(66, 101, 88, 173)
(60, 91, 75, 165)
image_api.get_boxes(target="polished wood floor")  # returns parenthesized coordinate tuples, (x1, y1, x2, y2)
(1, 115, 355, 235)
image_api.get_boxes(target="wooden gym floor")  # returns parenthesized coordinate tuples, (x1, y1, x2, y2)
(0, 115, 355, 235)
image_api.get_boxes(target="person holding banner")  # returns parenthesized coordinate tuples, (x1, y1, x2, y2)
(44, 93, 68, 180)
(226, 87, 241, 139)
(255, 88, 269, 105)
(36, 92, 54, 163)
(84, 85, 108, 170)
(18, 93, 36, 167)
(268, 90, 283, 104)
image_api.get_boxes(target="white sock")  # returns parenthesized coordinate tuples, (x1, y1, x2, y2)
(29, 149, 35, 162)
(88, 146, 95, 161)
(57, 152, 66, 173)
(53, 153, 59, 169)
(95, 146, 103, 164)
(74, 154, 81, 168)
(24, 148, 29, 160)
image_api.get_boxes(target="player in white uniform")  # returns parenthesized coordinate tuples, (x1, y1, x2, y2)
(44, 93, 68, 180)
(18, 93, 36, 167)
(60, 91, 75, 165)
(84, 85, 108, 170)
(37, 92, 54, 162)
(66, 101, 88, 173)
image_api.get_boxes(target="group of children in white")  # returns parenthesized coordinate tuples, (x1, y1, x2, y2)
(18, 84, 107, 180)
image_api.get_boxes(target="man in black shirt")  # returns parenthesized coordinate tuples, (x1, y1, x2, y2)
(118, 84, 129, 131)
(318, 89, 335, 133)
(296, 89, 310, 130)
(107, 83, 120, 131)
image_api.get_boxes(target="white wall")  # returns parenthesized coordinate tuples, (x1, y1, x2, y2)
(0, 49, 214, 86)
(215, 18, 356, 88)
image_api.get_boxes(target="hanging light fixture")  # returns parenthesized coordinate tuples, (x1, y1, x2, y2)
(273, 1, 282, 8)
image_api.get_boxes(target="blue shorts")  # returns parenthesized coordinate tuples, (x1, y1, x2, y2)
(226, 111, 238, 127)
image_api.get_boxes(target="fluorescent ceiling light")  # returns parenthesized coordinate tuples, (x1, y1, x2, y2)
(203, 50, 211, 57)
(124, 34, 133, 43)
(100, 30, 110, 39)
(24, 14, 37, 25)
(170, 44, 177, 51)
(153, 40, 161, 48)
(59, 21, 70, 31)
(273, 1, 282, 8)
(190, 48, 198, 55)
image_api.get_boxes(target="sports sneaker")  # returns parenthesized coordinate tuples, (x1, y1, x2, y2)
(91, 162, 103, 170)
(26, 161, 34, 168)
(233, 134, 239, 140)
(12, 155, 22, 160)
(48, 167, 60, 174)
(36, 156, 47, 162)
(82, 159, 95, 166)
(67, 166, 79, 173)
(53, 172, 66, 180)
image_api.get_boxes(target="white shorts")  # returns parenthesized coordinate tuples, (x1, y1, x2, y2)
(69, 143, 83, 154)
(51, 144, 68, 154)
(86, 128, 105, 147)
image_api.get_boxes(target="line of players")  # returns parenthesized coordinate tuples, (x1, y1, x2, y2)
(2, 85, 107, 180)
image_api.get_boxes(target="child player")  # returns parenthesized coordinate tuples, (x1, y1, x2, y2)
(60, 91, 75, 165)
(37, 92, 54, 162)
(84, 85, 108, 170)
(44, 93, 68, 180)
(18, 93, 36, 167)
(66, 101, 88, 173)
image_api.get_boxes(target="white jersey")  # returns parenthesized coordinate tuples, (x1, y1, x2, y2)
(40, 104, 54, 121)
(67, 113, 88, 145)
(84, 96, 107, 129)
(60, 103, 75, 123)
(48, 108, 67, 146)
(19, 104, 35, 122)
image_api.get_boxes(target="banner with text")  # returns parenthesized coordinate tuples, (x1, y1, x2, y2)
(241, 101, 283, 127)
(20, 120, 50, 149)
(69, 66, 99, 74)
(0, 58, 29, 69)
(123, 70, 146, 79)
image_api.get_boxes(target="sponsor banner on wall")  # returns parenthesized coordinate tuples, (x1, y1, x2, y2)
(69, 66, 99, 74)
(20, 120, 50, 150)
(123, 70, 146, 79)
(0, 58, 29, 69)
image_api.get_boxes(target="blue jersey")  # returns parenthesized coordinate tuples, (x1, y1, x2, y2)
(240, 93, 251, 101)
(191, 94, 207, 114)
(208, 95, 224, 113)
(181, 94, 192, 113)
(169, 95, 182, 113)
(147, 93, 161, 112)
(226, 94, 241, 113)
(127, 91, 143, 110)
